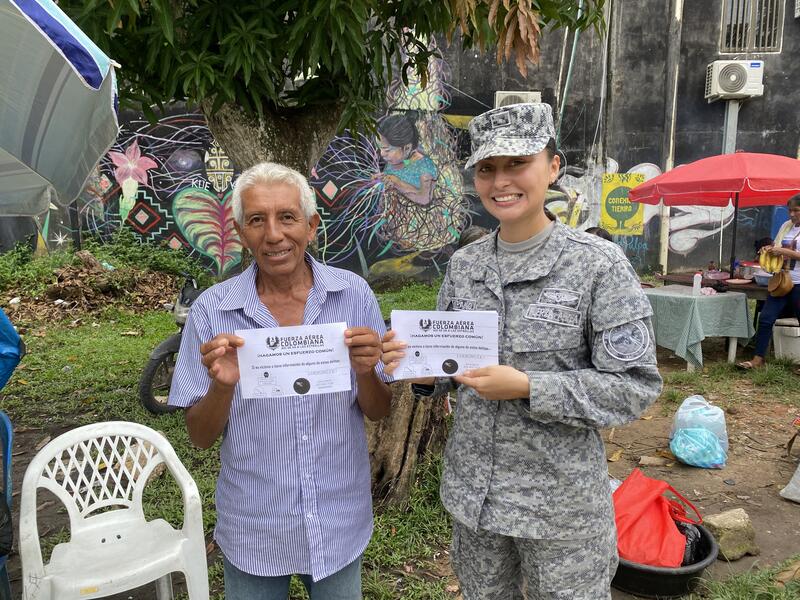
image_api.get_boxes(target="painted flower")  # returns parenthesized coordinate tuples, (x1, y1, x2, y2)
(109, 139, 157, 222)
(109, 139, 157, 186)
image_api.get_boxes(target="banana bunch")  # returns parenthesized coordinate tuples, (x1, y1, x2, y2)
(759, 249, 784, 273)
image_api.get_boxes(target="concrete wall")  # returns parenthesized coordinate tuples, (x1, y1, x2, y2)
(3, 1, 799, 277)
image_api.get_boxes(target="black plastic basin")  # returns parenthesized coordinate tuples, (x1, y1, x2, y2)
(611, 524, 719, 598)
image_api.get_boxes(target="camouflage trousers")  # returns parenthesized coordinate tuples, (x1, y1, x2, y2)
(450, 520, 618, 600)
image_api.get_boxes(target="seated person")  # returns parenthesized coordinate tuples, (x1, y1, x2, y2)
(738, 194, 800, 369)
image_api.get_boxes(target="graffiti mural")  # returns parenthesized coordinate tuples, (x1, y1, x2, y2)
(310, 39, 478, 279)
(544, 159, 662, 270)
(29, 109, 244, 277)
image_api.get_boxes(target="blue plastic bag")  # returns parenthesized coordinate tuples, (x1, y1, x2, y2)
(670, 395, 728, 452)
(670, 395, 728, 468)
(670, 427, 727, 469)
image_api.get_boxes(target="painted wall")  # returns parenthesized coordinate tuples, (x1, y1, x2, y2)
(438, 0, 800, 273)
(3, 2, 799, 278)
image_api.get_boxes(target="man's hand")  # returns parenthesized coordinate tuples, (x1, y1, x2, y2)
(380, 329, 408, 376)
(345, 327, 382, 375)
(200, 334, 244, 388)
(454, 365, 530, 401)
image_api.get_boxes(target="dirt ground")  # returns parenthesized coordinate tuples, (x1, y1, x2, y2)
(608, 341, 800, 599)
(3, 341, 799, 599)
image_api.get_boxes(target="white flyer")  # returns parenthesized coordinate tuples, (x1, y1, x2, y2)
(390, 310, 499, 379)
(235, 322, 351, 398)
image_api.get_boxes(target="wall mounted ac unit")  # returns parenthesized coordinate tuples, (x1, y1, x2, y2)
(494, 91, 541, 108)
(705, 60, 764, 102)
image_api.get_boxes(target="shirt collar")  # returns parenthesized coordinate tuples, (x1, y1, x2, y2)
(217, 253, 350, 313)
(469, 218, 568, 283)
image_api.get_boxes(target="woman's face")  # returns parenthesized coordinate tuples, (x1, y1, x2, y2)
(473, 152, 560, 227)
(378, 135, 411, 166)
(788, 203, 800, 226)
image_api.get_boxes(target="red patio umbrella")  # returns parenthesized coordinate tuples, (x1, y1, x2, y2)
(629, 152, 800, 273)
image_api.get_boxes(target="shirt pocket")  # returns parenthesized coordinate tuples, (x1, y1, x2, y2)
(508, 318, 584, 370)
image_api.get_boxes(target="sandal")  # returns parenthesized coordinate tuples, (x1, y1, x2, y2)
(736, 360, 763, 370)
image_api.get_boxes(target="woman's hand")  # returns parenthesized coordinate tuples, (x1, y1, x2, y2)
(454, 365, 530, 401)
(381, 329, 407, 376)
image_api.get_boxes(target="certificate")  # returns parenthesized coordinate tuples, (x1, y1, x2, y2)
(235, 322, 351, 398)
(390, 310, 498, 379)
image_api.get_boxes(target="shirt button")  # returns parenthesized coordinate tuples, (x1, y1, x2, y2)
(306, 513, 313, 519)
(302, 435, 308, 441)
(306, 473, 312, 479)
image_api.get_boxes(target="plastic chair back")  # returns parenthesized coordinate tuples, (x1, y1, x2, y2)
(22, 422, 179, 533)
(19, 421, 208, 600)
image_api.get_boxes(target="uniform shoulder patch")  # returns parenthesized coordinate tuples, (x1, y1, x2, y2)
(602, 321, 650, 362)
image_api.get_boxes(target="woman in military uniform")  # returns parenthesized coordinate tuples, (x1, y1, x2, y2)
(382, 103, 662, 600)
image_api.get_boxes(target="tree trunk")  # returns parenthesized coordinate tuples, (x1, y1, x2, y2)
(366, 382, 449, 506)
(202, 101, 344, 175)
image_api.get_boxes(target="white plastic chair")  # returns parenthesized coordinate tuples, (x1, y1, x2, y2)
(19, 421, 209, 600)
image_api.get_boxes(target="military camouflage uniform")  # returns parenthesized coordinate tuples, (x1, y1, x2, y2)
(437, 220, 662, 599)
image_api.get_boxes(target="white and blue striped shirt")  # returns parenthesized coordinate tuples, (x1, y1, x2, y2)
(168, 256, 390, 581)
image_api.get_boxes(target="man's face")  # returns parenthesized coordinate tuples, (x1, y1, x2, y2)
(234, 182, 319, 279)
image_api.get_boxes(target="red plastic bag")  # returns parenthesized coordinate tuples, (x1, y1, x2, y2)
(612, 468, 702, 567)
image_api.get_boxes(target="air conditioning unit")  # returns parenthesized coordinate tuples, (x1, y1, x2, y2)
(494, 91, 541, 108)
(705, 60, 764, 102)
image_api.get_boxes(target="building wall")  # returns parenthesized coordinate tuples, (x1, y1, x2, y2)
(3, 1, 798, 277)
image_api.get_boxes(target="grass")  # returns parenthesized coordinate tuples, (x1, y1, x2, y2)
(688, 555, 800, 599)
(0, 230, 213, 297)
(656, 351, 799, 416)
(4, 299, 450, 598)
(375, 280, 440, 320)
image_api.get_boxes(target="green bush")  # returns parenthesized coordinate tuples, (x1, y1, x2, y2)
(85, 230, 214, 286)
(0, 244, 78, 295)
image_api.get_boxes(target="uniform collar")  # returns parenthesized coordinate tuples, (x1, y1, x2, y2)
(469, 218, 569, 284)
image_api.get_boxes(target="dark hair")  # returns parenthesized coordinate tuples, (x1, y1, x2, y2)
(544, 137, 557, 160)
(586, 226, 613, 242)
(377, 113, 418, 148)
(754, 237, 773, 254)
(787, 193, 800, 209)
(458, 225, 490, 248)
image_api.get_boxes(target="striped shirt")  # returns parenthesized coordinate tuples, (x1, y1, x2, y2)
(168, 256, 390, 581)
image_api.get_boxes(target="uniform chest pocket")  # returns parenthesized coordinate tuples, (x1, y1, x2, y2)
(509, 304, 585, 352)
(509, 320, 584, 352)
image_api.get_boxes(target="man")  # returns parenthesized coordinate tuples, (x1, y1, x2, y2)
(168, 162, 392, 599)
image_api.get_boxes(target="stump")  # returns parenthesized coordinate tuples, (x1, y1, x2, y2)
(366, 381, 449, 506)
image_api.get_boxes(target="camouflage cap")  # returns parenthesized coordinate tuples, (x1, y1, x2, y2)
(465, 103, 555, 169)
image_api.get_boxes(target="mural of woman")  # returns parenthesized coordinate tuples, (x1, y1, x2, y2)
(309, 37, 471, 276)
(375, 112, 467, 253)
(377, 113, 437, 206)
